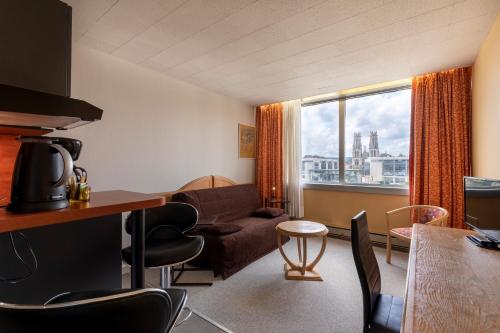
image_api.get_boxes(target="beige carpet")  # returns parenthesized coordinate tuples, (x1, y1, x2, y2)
(124, 237, 408, 333)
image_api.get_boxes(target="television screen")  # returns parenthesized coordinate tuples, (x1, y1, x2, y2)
(464, 177, 500, 242)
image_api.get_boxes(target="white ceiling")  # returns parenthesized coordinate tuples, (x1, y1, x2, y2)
(64, 0, 499, 105)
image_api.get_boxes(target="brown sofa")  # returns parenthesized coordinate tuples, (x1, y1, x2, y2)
(172, 184, 289, 279)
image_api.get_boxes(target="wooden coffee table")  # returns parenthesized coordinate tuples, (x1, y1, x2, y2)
(276, 220, 328, 281)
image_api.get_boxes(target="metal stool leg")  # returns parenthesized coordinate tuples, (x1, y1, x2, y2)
(160, 266, 171, 288)
(171, 264, 213, 287)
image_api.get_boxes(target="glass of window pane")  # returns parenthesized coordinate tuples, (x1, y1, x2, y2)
(344, 89, 411, 186)
(301, 101, 340, 184)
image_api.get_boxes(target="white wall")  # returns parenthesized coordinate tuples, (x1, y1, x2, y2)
(55, 44, 255, 193)
(473, 14, 500, 179)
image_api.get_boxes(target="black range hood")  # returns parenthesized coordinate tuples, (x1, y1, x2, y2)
(0, 84, 103, 130)
(0, 0, 102, 131)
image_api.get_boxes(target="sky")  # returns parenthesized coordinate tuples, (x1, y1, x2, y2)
(301, 89, 411, 158)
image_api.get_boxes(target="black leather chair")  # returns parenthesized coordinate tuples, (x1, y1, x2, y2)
(0, 288, 186, 333)
(122, 202, 204, 288)
(351, 211, 403, 333)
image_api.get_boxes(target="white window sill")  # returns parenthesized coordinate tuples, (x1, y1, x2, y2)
(302, 183, 409, 196)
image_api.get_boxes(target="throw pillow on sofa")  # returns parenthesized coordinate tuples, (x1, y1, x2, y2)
(253, 207, 285, 218)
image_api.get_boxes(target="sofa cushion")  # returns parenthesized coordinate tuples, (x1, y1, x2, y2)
(172, 184, 261, 223)
(187, 213, 290, 279)
(253, 207, 284, 218)
(215, 214, 290, 278)
(196, 223, 243, 236)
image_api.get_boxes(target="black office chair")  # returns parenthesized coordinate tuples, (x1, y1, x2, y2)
(0, 288, 186, 333)
(351, 211, 403, 333)
(122, 202, 205, 288)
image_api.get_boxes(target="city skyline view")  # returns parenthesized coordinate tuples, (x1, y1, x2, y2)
(302, 89, 411, 158)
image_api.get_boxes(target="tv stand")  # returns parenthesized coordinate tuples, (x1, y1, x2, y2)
(466, 235, 500, 250)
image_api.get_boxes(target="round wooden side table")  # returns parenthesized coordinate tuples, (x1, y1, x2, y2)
(276, 220, 328, 281)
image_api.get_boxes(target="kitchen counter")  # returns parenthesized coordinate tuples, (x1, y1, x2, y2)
(0, 190, 165, 233)
(0, 190, 165, 304)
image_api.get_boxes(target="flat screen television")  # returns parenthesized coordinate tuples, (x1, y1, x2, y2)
(464, 176, 500, 242)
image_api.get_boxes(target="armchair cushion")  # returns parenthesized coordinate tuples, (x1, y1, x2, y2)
(419, 208, 447, 225)
(390, 227, 412, 239)
(253, 207, 285, 218)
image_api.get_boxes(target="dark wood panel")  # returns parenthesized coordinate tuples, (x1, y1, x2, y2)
(0, 191, 166, 233)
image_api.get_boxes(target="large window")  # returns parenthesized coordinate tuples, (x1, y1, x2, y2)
(301, 101, 339, 183)
(301, 88, 411, 188)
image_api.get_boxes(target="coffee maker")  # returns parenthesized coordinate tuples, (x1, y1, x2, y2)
(7, 136, 82, 213)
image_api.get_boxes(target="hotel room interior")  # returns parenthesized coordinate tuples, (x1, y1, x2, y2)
(0, 0, 499, 332)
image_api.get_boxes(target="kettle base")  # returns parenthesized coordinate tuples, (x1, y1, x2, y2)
(7, 199, 69, 213)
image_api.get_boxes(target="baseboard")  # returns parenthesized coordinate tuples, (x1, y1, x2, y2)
(326, 226, 409, 253)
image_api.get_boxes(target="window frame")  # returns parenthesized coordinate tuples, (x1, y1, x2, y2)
(301, 84, 411, 195)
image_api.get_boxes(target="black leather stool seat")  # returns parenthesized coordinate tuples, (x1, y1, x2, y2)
(122, 235, 204, 268)
(47, 288, 186, 332)
(370, 294, 404, 333)
(0, 288, 187, 333)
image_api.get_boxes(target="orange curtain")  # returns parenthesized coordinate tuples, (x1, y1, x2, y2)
(409, 67, 472, 229)
(256, 103, 283, 205)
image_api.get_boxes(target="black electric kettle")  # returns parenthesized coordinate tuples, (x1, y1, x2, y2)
(7, 136, 81, 213)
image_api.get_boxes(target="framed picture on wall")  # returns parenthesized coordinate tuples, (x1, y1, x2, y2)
(239, 124, 256, 158)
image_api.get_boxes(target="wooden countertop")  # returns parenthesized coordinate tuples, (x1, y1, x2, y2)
(403, 224, 500, 333)
(0, 190, 165, 233)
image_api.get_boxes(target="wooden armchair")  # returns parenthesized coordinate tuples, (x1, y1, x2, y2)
(386, 205, 448, 263)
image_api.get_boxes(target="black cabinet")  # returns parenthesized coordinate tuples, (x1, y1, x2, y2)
(0, 0, 72, 97)
(0, 215, 122, 304)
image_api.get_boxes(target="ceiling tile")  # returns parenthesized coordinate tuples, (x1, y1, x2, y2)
(186, 0, 393, 79)
(451, 0, 500, 22)
(148, 0, 327, 70)
(64, 0, 117, 39)
(64, 0, 500, 105)
(143, 0, 258, 62)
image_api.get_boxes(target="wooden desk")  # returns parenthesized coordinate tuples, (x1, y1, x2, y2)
(403, 224, 500, 333)
(0, 190, 165, 290)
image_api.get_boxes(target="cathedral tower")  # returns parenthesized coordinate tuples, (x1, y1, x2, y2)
(352, 132, 363, 169)
(369, 131, 380, 157)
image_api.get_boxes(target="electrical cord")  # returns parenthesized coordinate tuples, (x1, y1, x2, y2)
(0, 232, 38, 284)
